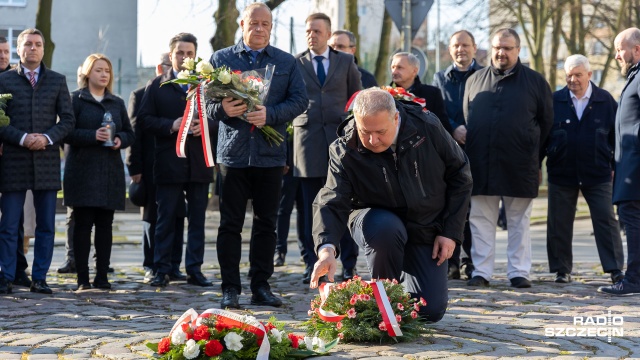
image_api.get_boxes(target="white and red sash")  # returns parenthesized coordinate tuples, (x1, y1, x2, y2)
(176, 83, 215, 167)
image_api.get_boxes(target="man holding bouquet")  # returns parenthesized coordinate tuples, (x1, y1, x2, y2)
(310, 88, 472, 322)
(207, 2, 308, 309)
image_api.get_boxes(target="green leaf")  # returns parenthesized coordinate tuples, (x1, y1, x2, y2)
(146, 342, 159, 352)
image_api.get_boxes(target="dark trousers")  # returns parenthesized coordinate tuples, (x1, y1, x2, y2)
(450, 208, 472, 268)
(72, 207, 114, 284)
(275, 171, 304, 256)
(142, 187, 183, 272)
(217, 165, 282, 293)
(0, 190, 56, 281)
(547, 182, 624, 274)
(618, 201, 640, 286)
(16, 211, 28, 275)
(299, 177, 358, 270)
(154, 183, 206, 275)
(350, 208, 448, 322)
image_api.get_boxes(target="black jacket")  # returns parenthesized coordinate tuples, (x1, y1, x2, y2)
(392, 76, 451, 133)
(545, 83, 616, 187)
(432, 60, 484, 131)
(138, 70, 216, 184)
(313, 101, 472, 255)
(464, 60, 553, 198)
(64, 88, 135, 210)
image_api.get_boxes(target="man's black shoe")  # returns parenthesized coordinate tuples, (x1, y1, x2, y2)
(555, 273, 571, 283)
(448, 264, 461, 280)
(107, 267, 115, 273)
(251, 287, 282, 307)
(57, 260, 76, 274)
(168, 270, 187, 281)
(221, 288, 240, 309)
(510, 277, 532, 288)
(611, 270, 625, 284)
(187, 272, 213, 287)
(76, 283, 91, 291)
(13, 272, 32, 287)
(467, 276, 489, 287)
(0, 277, 12, 294)
(93, 279, 112, 289)
(274, 252, 286, 267)
(302, 265, 312, 284)
(150, 273, 169, 287)
(342, 268, 356, 281)
(30, 280, 53, 294)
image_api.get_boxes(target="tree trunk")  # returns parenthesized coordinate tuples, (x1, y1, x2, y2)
(374, 9, 393, 86)
(344, 0, 360, 61)
(35, 0, 54, 68)
(548, 3, 563, 91)
(599, 0, 628, 88)
(210, 0, 240, 52)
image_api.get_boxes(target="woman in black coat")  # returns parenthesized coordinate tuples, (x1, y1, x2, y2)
(64, 54, 135, 290)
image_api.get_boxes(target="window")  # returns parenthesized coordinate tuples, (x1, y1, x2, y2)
(0, 27, 25, 63)
(0, 0, 27, 6)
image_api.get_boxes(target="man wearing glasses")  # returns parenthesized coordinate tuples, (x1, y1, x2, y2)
(463, 28, 553, 288)
(328, 30, 377, 88)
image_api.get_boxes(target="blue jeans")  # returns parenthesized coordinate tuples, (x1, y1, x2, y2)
(0, 190, 56, 281)
(350, 208, 448, 322)
(618, 201, 640, 286)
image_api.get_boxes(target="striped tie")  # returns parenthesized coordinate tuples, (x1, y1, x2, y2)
(28, 72, 36, 88)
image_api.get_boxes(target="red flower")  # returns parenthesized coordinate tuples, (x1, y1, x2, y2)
(338, 332, 344, 339)
(232, 70, 242, 74)
(396, 314, 402, 323)
(193, 324, 210, 341)
(264, 322, 276, 332)
(411, 310, 418, 319)
(336, 321, 343, 330)
(378, 321, 387, 331)
(349, 295, 357, 305)
(158, 337, 171, 354)
(288, 333, 300, 348)
(347, 308, 357, 319)
(414, 302, 420, 311)
(181, 323, 193, 340)
(420, 297, 427, 306)
(397, 303, 404, 311)
(205, 339, 224, 357)
(361, 294, 371, 301)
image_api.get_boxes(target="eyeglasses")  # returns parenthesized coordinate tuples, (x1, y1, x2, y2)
(492, 46, 517, 52)
(331, 44, 355, 50)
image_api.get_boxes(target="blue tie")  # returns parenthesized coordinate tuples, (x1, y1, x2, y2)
(181, 84, 188, 92)
(314, 55, 325, 86)
(250, 50, 260, 62)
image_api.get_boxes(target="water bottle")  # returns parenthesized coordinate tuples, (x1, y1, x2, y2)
(102, 111, 115, 147)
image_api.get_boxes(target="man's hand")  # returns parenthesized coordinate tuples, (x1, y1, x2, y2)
(24, 133, 40, 149)
(190, 119, 201, 137)
(432, 235, 456, 266)
(245, 104, 267, 127)
(309, 247, 337, 289)
(221, 97, 248, 118)
(111, 137, 122, 150)
(130, 174, 142, 183)
(171, 118, 183, 133)
(452, 125, 467, 145)
(26, 134, 47, 151)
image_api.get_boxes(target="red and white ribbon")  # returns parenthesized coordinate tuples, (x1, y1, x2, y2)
(175, 83, 215, 167)
(316, 280, 403, 338)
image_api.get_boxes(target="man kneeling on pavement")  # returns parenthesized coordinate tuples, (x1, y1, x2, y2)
(309, 88, 473, 322)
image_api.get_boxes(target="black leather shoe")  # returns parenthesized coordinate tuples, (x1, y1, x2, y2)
(448, 264, 461, 280)
(342, 268, 356, 281)
(467, 276, 489, 287)
(510, 277, 532, 288)
(611, 270, 625, 284)
(107, 267, 115, 273)
(555, 273, 571, 283)
(251, 287, 282, 307)
(187, 272, 213, 287)
(57, 260, 76, 274)
(302, 265, 312, 284)
(13, 272, 32, 287)
(221, 287, 240, 309)
(93, 279, 112, 289)
(168, 270, 187, 281)
(274, 252, 286, 267)
(150, 273, 169, 287)
(0, 277, 12, 294)
(30, 280, 53, 294)
(76, 283, 91, 291)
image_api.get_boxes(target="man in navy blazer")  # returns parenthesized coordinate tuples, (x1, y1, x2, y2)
(599, 28, 640, 296)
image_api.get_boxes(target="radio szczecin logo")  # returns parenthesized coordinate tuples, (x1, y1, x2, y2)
(545, 311, 623, 342)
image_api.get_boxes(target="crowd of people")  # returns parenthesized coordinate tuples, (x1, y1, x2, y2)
(0, 3, 639, 318)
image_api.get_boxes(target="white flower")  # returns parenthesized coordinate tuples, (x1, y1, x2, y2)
(171, 327, 186, 345)
(183, 339, 200, 359)
(196, 61, 214, 75)
(270, 328, 283, 343)
(224, 332, 244, 351)
(218, 70, 232, 84)
(303, 336, 314, 350)
(315, 337, 326, 353)
(177, 70, 190, 80)
(183, 57, 195, 70)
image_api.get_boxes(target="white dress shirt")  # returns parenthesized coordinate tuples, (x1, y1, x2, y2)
(309, 47, 330, 76)
(570, 82, 592, 121)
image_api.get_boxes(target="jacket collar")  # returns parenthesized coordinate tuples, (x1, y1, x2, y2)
(557, 81, 606, 103)
(389, 75, 422, 92)
(232, 40, 275, 59)
(490, 58, 522, 76)
(77, 86, 118, 103)
(443, 59, 483, 78)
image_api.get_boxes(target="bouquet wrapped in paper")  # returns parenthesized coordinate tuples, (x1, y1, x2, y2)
(168, 58, 283, 147)
(345, 86, 426, 112)
(304, 276, 427, 343)
(0, 93, 12, 127)
(146, 308, 338, 360)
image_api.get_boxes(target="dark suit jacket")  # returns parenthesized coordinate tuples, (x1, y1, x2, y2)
(293, 48, 362, 178)
(138, 70, 215, 185)
(613, 64, 640, 203)
(393, 76, 451, 133)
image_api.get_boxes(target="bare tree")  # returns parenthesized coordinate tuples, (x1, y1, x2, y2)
(35, 0, 55, 67)
(344, 0, 361, 61)
(374, 9, 393, 85)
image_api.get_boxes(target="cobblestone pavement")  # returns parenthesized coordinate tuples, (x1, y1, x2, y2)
(1, 198, 638, 359)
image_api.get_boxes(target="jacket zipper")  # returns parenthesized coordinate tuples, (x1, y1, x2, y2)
(414, 161, 427, 197)
(382, 167, 397, 206)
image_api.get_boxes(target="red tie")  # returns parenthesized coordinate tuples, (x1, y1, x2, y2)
(29, 72, 36, 88)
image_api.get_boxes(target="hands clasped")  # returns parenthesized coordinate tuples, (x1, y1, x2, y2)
(24, 133, 48, 151)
